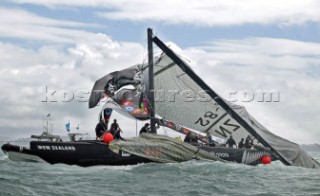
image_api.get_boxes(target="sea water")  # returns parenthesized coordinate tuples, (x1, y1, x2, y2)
(1, 143, 320, 196)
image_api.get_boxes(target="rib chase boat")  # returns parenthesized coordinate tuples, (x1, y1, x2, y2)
(2, 29, 319, 168)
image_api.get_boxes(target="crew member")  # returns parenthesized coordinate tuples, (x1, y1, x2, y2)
(95, 120, 106, 140)
(225, 135, 237, 148)
(245, 135, 253, 149)
(139, 123, 150, 135)
(238, 138, 245, 148)
(114, 128, 126, 141)
(110, 119, 120, 131)
(184, 132, 198, 144)
(207, 133, 215, 147)
(108, 125, 117, 136)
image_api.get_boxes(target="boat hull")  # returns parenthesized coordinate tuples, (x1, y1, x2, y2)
(200, 146, 275, 165)
(1, 144, 46, 163)
(2, 141, 275, 166)
(2, 141, 152, 167)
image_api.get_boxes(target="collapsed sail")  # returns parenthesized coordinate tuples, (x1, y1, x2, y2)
(100, 99, 138, 120)
(88, 65, 142, 108)
(151, 36, 320, 169)
(152, 52, 249, 144)
(89, 64, 150, 120)
(109, 133, 225, 163)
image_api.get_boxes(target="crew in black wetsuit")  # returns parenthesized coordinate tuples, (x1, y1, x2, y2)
(110, 119, 119, 131)
(238, 138, 245, 148)
(95, 121, 106, 140)
(184, 132, 198, 144)
(139, 123, 150, 135)
(107, 119, 125, 140)
(114, 129, 126, 141)
(245, 135, 253, 149)
(207, 133, 215, 147)
(226, 135, 237, 148)
(108, 126, 116, 136)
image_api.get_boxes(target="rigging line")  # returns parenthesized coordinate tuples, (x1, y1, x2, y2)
(140, 50, 164, 72)
(162, 126, 168, 136)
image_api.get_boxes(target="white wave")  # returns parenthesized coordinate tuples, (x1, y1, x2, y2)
(92, 163, 145, 171)
(0, 156, 8, 161)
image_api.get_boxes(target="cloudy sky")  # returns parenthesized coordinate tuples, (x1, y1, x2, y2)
(0, 0, 319, 144)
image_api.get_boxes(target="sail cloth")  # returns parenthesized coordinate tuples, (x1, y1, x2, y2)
(88, 65, 141, 108)
(151, 36, 320, 169)
(112, 88, 149, 120)
(100, 99, 137, 120)
(108, 133, 225, 163)
(89, 64, 150, 120)
(230, 102, 320, 168)
(152, 52, 251, 146)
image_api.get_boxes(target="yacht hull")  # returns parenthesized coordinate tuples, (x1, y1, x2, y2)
(2, 141, 275, 166)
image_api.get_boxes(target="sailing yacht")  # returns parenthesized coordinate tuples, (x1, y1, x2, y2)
(2, 28, 318, 168)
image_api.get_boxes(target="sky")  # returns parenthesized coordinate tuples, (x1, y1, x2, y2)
(0, 0, 319, 144)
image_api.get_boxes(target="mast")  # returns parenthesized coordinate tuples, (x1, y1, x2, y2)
(148, 28, 156, 133)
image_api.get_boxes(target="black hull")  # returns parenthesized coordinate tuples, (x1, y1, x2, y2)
(2, 141, 275, 167)
(200, 146, 276, 165)
(2, 141, 152, 167)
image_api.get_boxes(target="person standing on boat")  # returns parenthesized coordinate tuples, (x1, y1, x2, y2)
(111, 119, 120, 131)
(238, 138, 245, 148)
(139, 123, 150, 135)
(95, 120, 107, 140)
(225, 135, 237, 148)
(207, 133, 215, 147)
(245, 135, 253, 149)
(109, 119, 124, 139)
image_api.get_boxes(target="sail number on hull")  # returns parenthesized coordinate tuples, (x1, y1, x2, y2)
(195, 111, 240, 138)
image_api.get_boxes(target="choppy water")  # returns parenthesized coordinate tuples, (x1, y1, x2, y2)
(1, 142, 320, 196)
